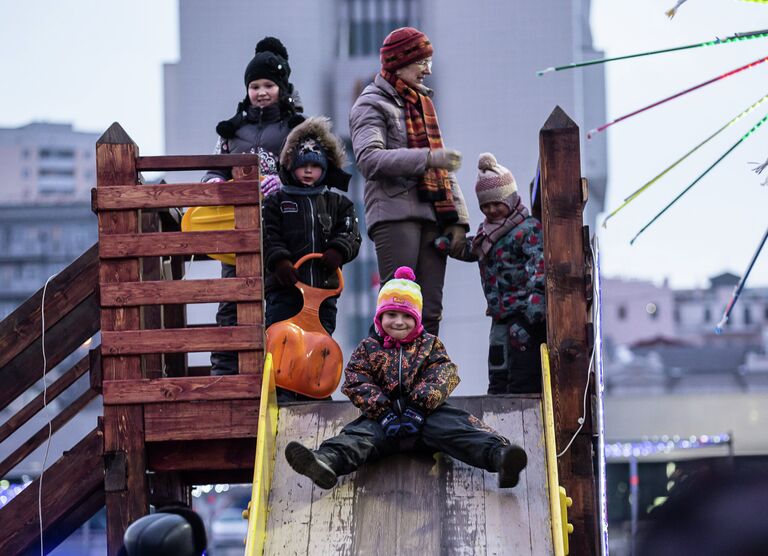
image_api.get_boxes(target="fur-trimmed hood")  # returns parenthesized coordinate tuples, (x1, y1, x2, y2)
(279, 116, 351, 191)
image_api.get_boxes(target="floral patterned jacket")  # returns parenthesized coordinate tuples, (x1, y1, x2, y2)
(342, 332, 460, 420)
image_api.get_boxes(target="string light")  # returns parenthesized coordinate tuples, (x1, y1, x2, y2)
(630, 110, 768, 244)
(603, 92, 768, 227)
(605, 433, 731, 459)
(587, 55, 768, 138)
(537, 29, 768, 75)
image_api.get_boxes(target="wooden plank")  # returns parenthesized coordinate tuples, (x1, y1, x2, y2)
(0, 428, 104, 556)
(265, 403, 325, 555)
(0, 388, 98, 479)
(103, 374, 261, 405)
(101, 325, 263, 354)
(96, 122, 149, 556)
(141, 211, 164, 379)
(149, 472, 191, 509)
(99, 230, 261, 258)
(440, 397, 487, 556)
(144, 399, 260, 441)
(136, 153, 260, 171)
(146, 438, 256, 472)
(522, 397, 553, 555)
(539, 105, 598, 556)
(94, 180, 260, 209)
(0, 292, 99, 412)
(163, 254, 188, 377)
(0, 243, 98, 371)
(306, 403, 358, 556)
(234, 165, 263, 375)
(0, 354, 90, 443)
(100, 277, 262, 306)
(480, 397, 534, 556)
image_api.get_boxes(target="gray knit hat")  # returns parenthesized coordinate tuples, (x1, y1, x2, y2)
(474, 153, 517, 207)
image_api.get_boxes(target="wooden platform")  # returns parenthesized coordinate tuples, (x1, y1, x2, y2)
(265, 396, 552, 555)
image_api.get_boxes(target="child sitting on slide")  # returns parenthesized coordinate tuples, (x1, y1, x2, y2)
(284, 266, 528, 489)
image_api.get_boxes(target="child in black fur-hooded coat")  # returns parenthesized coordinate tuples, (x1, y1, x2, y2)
(262, 117, 361, 400)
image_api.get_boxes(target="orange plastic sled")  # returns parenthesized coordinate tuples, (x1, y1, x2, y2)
(266, 253, 344, 399)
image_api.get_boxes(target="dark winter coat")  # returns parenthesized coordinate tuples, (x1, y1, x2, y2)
(262, 117, 360, 293)
(342, 332, 461, 420)
(478, 217, 546, 324)
(349, 73, 469, 235)
(203, 103, 299, 182)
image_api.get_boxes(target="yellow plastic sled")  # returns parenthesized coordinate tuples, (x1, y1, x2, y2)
(181, 205, 236, 265)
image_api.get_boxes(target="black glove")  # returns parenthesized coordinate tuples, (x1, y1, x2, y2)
(399, 407, 425, 436)
(378, 410, 402, 438)
(274, 259, 299, 287)
(320, 248, 343, 272)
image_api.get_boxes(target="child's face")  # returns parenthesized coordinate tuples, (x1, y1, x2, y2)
(293, 163, 323, 186)
(380, 311, 417, 340)
(480, 201, 511, 221)
(248, 78, 279, 108)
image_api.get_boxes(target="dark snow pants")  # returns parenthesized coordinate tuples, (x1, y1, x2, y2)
(315, 402, 511, 476)
(487, 317, 546, 394)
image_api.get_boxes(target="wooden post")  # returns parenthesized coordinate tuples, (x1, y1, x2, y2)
(96, 123, 149, 555)
(539, 106, 598, 555)
(141, 211, 164, 379)
(233, 165, 263, 375)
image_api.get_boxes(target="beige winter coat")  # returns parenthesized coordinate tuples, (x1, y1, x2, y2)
(349, 74, 469, 236)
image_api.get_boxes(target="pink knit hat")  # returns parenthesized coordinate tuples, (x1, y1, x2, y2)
(475, 153, 517, 207)
(374, 266, 424, 341)
(380, 27, 433, 72)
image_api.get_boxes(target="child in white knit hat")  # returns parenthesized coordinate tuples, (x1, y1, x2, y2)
(449, 153, 546, 394)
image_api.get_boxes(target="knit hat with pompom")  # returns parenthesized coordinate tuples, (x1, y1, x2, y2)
(475, 153, 517, 207)
(243, 36, 291, 89)
(374, 266, 424, 342)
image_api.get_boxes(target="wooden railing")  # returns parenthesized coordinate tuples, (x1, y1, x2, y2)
(91, 122, 265, 555)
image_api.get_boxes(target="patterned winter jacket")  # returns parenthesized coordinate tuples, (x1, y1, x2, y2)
(342, 332, 460, 420)
(475, 217, 546, 324)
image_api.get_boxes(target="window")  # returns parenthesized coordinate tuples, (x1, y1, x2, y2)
(618, 305, 627, 320)
(744, 307, 752, 325)
(703, 307, 711, 323)
(38, 147, 75, 159)
(39, 168, 75, 177)
(673, 307, 681, 324)
(339, 0, 420, 58)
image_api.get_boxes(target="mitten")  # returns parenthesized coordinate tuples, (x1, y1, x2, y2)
(320, 248, 343, 272)
(204, 176, 225, 183)
(443, 225, 467, 258)
(378, 410, 402, 438)
(399, 407, 425, 436)
(261, 174, 282, 197)
(508, 322, 532, 351)
(274, 259, 299, 287)
(427, 148, 462, 171)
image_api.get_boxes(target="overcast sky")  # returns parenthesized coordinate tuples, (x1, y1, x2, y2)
(0, 0, 766, 289)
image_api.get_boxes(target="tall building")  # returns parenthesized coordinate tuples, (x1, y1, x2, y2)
(0, 122, 98, 204)
(163, 0, 607, 393)
(0, 122, 99, 319)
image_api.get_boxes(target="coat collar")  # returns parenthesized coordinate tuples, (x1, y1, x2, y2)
(372, 73, 433, 106)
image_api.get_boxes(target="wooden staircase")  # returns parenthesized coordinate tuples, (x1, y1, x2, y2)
(0, 122, 268, 555)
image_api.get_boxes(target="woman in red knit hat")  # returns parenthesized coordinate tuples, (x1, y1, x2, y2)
(349, 27, 470, 335)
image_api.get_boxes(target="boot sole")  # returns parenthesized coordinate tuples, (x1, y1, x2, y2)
(498, 445, 528, 488)
(285, 441, 337, 489)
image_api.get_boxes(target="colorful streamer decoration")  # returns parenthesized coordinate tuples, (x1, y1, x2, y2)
(715, 226, 768, 333)
(537, 29, 768, 76)
(587, 54, 768, 138)
(749, 156, 768, 185)
(602, 92, 768, 227)
(630, 110, 768, 244)
(665, 0, 691, 19)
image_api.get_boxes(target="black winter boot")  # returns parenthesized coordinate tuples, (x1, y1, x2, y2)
(494, 444, 528, 488)
(285, 441, 338, 489)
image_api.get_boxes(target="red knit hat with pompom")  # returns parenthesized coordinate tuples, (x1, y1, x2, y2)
(374, 266, 424, 340)
(380, 27, 433, 72)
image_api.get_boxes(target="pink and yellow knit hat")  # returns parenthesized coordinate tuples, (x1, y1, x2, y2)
(374, 266, 424, 338)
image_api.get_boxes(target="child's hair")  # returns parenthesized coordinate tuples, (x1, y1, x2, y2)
(374, 266, 424, 341)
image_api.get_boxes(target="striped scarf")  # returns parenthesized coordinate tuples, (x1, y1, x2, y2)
(381, 70, 458, 226)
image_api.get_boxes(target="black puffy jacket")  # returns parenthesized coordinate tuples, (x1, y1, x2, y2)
(262, 189, 361, 293)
